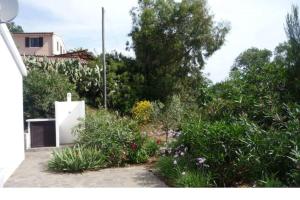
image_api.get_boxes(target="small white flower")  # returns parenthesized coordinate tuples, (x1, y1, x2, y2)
(182, 172, 186, 175)
(180, 152, 184, 156)
(173, 160, 177, 165)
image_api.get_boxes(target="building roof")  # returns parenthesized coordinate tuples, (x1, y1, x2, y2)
(54, 50, 95, 61)
(0, 24, 27, 76)
(12, 32, 54, 35)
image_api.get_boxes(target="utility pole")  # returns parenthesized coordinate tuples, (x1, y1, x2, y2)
(102, 6, 107, 109)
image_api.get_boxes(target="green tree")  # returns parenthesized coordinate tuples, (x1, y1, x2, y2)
(231, 47, 272, 74)
(129, 0, 230, 102)
(284, 5, 300, 102)
(24, 70, 79, 119)
(7, 22, 24, 33)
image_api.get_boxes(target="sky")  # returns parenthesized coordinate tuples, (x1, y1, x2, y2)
(14, 0, 299, 83)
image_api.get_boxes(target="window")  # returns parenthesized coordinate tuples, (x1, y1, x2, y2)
(25, 37, 43, 47)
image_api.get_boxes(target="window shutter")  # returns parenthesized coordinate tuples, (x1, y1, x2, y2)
(25, 37, 29, 47)
(39, 37, 43, 47)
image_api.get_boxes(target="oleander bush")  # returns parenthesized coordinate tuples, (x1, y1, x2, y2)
(156, 112, 300, 187)
(73, 109, 159, 166)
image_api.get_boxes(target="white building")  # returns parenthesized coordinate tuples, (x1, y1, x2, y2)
(0, 24, 27, 187)
(12, 32, 66, 56)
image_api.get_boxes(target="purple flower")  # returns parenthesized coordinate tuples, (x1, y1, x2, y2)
(195, 157, 209, 169)
(196, 157, 206, 164)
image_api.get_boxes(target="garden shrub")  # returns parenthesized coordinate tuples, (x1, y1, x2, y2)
(161, 95, 183, 142)
(156, 113, 300, 187)
(257, 175, 285, 187)
(143, 138, 160, 157)
(128, 148, 149, 164)
(156, 156, 179, 183)
(24, 70, 79, 119)
(48, 145, 106, 172)
(150, 100, 165, 122)
(156, 154, 214, 187)
(73, 109, 157, 166)
(131, 100, 153, 123)
(175, 171, 214, 187)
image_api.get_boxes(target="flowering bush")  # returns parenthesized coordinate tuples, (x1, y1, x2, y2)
(156, 108, 300, 187)
(131, 100, 154, 123)
(48, 109, 159, 172)
(156, 155, 214, 187)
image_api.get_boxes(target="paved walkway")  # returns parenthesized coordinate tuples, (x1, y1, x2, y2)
(4, 148, 167, 187)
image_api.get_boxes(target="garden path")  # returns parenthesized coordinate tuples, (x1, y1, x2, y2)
(4, 148, 167, 187)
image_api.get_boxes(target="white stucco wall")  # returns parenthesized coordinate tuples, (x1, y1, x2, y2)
(0, 26, 25, 187)
(55, 101, 85, 145)
(52, 34, 66, 55)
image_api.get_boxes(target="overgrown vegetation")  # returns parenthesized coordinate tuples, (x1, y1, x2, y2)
(24, 70, 79, 119)
(48, 109, 160, 172)
(23, 0, 300, 187)
(156, 4, 300, 187)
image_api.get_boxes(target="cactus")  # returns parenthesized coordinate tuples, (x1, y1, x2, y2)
(24, 56, 104, 107)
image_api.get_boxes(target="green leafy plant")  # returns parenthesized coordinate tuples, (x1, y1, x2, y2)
(257, 175, 285, 187)
(176, 171, 214, 187)
(161, 95, 183, 142)
(156, 156, 180, 183)
(143, 138, 160, 157)
(73, 109, 155, 166)
(48, 146, 106, 173)
(24, 70, 79, 119)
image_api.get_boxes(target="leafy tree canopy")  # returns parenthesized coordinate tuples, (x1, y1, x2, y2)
(284, 5, 300, 101)
(231, 47, 272, 74)
(129, 0, 230, 101)
(7, 22, 24, 33)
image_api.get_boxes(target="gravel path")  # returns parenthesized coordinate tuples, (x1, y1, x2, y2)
(4, 148, 167, 188)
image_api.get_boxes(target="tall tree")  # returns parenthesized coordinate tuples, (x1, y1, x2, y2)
(7, 22, 24, 33)
(231, 47, 272, 74)
(285, 5, 300, 102)
(129, 0, 230, 101)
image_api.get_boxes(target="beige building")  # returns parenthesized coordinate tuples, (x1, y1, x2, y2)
(12, 32, 66, 56)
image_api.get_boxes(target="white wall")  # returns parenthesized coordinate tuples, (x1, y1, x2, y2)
(0, 31, 25, 187)
(52, 34, 66, 55)
(55, 101, 85, 145)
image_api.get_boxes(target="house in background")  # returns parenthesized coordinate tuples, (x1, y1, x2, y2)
(0, 24, 27, 187)
(12, 32, 66, 56)
(12, 32, 95, 64)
